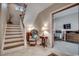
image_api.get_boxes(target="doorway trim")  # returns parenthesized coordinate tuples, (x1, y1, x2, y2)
(49, 3, 79, 47)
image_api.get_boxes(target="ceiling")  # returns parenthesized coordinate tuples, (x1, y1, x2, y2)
(23, 3, 53, 25)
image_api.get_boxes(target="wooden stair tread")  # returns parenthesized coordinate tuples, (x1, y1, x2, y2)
(5, 38, 23, 40)
(6, 29, 21, 32)
(5, 36, 23, 39)
(5, 38, 24, 43)
(5, 40, 24, 44)
(7, 31, 21, 32)
(6, 33, 22, 35)
(4, 41, 24, 47)
(4, 44, 24, 50)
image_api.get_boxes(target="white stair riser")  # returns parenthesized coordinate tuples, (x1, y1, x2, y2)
(7, 25, 20, 27)
(5, 35, 23, 39)
(5, 38, 23, 43)
(6, 27, 20, 29)
(6, 32, 22, 34)
(6, 29, 21, 32)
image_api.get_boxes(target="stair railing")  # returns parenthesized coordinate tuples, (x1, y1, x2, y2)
(19, 5, 27, 48)
(20, 14, 27, 48)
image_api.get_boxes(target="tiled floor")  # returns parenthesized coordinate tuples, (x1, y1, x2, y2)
(3, 45, 54, 56)
(53, 41, 79, 55)
(2, 41, 78, 56)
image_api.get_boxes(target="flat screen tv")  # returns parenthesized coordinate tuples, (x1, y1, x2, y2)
(63, 24, 71, 29)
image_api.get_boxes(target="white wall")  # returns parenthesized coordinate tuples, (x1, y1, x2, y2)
(54, 6, 79, 31)
(0, 4, 1, 19)
(8, 4, 20, 25)
(0, 4, 9, 55)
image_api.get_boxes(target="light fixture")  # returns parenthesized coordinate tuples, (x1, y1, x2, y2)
(44, 23, 48, 27)
(42, 23, 48, 31)
(42, 27, 47, 31)
(41, 23, 49, 36)
(27, 25, 35, 32)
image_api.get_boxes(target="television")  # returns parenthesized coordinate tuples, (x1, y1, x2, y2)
(63, 24, 71, 29)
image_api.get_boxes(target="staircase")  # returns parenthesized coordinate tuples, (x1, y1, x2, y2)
(3, 24, 25, 54)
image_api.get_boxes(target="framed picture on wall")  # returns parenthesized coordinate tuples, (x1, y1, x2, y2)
(63, 24, 71, 29)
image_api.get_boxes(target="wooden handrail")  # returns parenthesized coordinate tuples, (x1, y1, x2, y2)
(20, 15, 25, 28)
(19, 14, 27, 47)
(19, 5, 27, 28)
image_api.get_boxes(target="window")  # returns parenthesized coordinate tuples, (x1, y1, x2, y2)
(15, 5, 23, 12)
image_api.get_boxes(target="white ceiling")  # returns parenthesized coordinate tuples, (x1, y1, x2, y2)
(24, 3, 53, 26)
